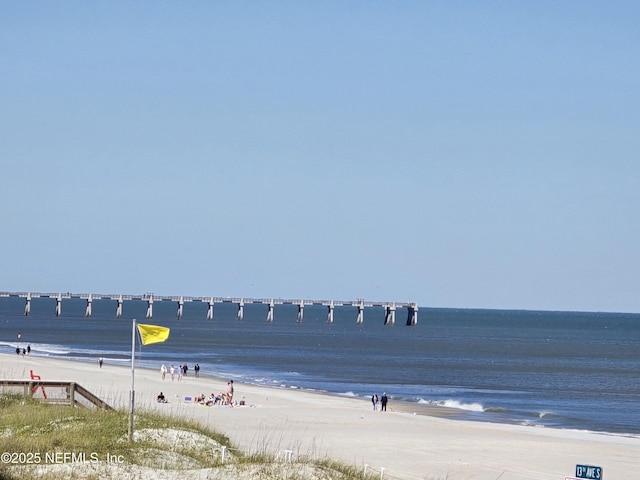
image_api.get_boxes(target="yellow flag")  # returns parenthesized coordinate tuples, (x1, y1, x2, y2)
(137, 324, 170, 345)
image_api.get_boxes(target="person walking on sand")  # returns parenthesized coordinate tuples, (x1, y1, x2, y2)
(372, 393, 379, 410)
(380, 392, 388, 411)
(194, 363, 200, 378)
(161, 364, 167, 380)
(98, 357, 103, 368)
(170, 365, 176, 381)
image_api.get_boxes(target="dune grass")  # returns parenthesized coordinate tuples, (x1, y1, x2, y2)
(0, 393, 378, 480)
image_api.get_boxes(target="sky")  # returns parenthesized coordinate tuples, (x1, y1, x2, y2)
(1, 2, 639, 313)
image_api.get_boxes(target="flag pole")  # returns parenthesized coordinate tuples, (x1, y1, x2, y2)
(128, 318, 136, 443)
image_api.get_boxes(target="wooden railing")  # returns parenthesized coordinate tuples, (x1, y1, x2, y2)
(0, 380, 113, 410)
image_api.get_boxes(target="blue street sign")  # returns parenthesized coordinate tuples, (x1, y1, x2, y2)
(576, 465, 602, 480)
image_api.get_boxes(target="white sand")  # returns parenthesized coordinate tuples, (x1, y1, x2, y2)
(2, 353, 638, 480)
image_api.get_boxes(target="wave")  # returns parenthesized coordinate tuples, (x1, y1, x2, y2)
(538, 411, 558, 419)
(519, 420, 547, 428)
(1, 341, 71, 355)
(339, 391, 360, 398)
(439, 399, 485, 412)
(415, 397, 485, 412)
(2, 340, 140, 359)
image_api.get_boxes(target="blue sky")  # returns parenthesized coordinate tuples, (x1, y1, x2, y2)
(1, 2, 639, 313)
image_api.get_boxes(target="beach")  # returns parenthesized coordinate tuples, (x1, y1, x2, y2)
(1, 353, 638, 480)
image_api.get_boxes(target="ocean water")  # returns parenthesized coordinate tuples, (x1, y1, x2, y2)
(1, 296, 639, 435)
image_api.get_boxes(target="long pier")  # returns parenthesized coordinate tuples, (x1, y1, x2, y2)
(0, 291, 419, 326)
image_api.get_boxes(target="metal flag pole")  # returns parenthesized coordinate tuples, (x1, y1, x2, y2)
(128, 318, 136, 443)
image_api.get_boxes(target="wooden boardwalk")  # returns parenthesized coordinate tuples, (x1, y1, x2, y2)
(0, 380, 113, 410)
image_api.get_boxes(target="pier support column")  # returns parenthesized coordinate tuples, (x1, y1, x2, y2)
(406, 304, 418, 326)
(266, 300, 274, 322)
(85, 295, 92, 317)
(55, 294, 62, 317)
(297, 301, 304, 323)
(327, 301, 334, 324)
(384, 303, 396, 325)
(237, 299, 244, 321)
(116, 295, 123, 318)
(176, 297, 184, 320)
(24, 293, 31, 316)
(356, 301, 364, 324)
(206, 298, 214, 320)
(146, 295, 153, 319)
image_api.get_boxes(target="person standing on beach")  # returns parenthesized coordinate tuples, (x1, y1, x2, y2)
(224, 381, 234, 405)
(98, 357, 103, 368)
(194, 363, 200, 377)
(380, 392, 388, 411)
(372, 393, 379, 410)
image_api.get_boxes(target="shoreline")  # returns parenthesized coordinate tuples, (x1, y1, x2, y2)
(14, 352, 630, 434)
(2, 353, 639, 479)
(3, 351, 472, 420)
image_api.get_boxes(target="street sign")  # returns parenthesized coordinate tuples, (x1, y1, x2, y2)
(576, 464, 602, 480)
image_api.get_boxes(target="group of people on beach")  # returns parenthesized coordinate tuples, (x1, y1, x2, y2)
(155, 368, 236, 407)
(371, 392, 388, 411)
(193, 380, 235, 406)
(160, 363, 201, 381)
(15, 345, 31, 357)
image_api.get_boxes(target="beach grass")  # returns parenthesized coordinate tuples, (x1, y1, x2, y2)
(0, 393, 378, 480)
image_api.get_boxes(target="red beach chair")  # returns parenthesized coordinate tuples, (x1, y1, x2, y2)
(30, 370, 47, 399)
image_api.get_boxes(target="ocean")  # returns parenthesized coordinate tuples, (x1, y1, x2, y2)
(1, 295, 639, 436)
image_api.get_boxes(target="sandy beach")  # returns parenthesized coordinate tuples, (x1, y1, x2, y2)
(2, 353, 638, 480)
